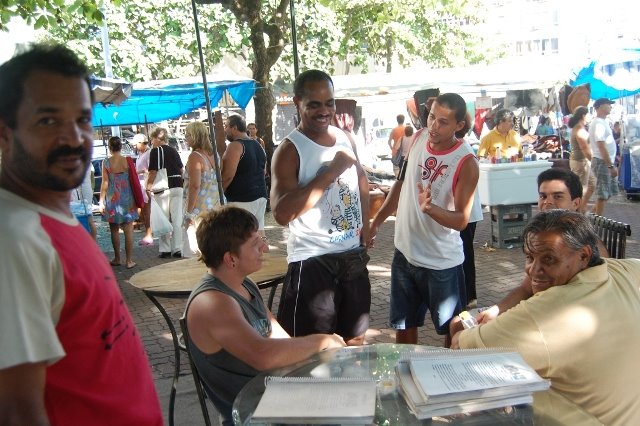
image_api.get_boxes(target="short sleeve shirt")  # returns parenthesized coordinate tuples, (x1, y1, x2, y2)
(148, 144, 184, 188)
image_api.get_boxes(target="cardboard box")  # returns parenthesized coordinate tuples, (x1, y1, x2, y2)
(478, 161, 552, 205)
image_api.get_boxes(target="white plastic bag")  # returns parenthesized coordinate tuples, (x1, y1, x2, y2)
(150, 197, 173, 236)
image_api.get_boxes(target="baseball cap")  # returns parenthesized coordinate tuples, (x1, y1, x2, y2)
(593, 98, 614, 109)
(132, 134, 147, 144)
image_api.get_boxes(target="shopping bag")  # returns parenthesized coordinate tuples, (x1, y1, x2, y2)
(127, 156, 145, 208)
(151, 146, 169, 194)
(391, 148, 403, 167)
(150, 197, 173, 236)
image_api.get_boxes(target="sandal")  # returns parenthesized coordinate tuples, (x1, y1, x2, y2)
(126, 262, 137, 269)
(110, 260, 121, 267)
(138, 238, 154, 246)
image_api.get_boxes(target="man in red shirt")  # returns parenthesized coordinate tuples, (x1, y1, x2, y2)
(0, 44, 162, 425)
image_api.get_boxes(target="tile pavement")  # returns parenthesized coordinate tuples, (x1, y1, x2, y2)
(104, 193, 639, 424)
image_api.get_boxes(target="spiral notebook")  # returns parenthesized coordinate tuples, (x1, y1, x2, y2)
(396, 361, 533, 419)
(251, 376, 377, 424)
(404, 349, 549, 404)
(396, 348, 549, 419)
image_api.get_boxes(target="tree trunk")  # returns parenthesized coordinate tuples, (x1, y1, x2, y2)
(385, 32, 393, 73)
(221, 0, 288, 173)
(254, 71, 275, 172)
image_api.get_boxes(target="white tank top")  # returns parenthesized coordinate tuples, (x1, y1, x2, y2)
(395, 129, 477, 269)
(285, 126, 363, 262)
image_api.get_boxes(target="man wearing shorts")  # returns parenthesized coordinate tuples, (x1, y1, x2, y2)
(369, 93, 479, 347)
(589, 98, 618, 215)
(270, 69, 371, 346)
(222, 114, 268, 240)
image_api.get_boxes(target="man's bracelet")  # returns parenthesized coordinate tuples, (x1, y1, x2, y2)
(608, 165, 615, 169)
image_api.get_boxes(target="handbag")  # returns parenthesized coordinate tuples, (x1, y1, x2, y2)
(127, 156, 145, 208)
(391, 148, 403, 167)
(150, 196, 173, 236)
(151, 146, 169, 194)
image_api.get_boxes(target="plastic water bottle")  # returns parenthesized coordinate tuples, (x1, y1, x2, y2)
(495, 147, 502, 163)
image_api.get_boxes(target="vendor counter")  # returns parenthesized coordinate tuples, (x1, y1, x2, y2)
(478, 160, 552, 206)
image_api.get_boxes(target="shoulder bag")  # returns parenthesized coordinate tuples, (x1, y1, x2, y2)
(151, 146, 169, 194)
(127, 156, 145, 208)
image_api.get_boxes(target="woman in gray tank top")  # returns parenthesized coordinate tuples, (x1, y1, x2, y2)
(183, 207, 345, 424)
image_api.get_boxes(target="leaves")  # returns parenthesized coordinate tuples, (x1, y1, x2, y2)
(2, 0, 494, 147)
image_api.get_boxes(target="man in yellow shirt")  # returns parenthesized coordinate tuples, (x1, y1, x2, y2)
(452, 210, 640, 425)
(477, 109, 521, 159)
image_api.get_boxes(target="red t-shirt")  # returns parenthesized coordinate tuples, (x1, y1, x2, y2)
(41, 215, 162, 425)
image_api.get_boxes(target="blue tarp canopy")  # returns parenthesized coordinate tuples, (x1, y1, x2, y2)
(570, 48, 640, 100)
(92, 77, 255, 126)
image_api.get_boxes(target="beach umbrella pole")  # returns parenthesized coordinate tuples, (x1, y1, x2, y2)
(191, 0, 225, 205)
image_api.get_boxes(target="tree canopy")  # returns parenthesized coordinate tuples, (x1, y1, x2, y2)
(2, 0, 492, 147)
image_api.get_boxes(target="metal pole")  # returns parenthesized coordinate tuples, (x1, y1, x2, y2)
(100, 7, 120, 138)
(289, 0, 299, 77)
(191, 0, 225, 205)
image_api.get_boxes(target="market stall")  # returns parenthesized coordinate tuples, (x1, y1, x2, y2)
(478, 160, 552, 248)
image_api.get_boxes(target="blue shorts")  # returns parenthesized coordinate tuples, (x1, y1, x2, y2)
(389, 249, 465, 335)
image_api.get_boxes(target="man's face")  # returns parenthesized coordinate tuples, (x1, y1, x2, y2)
(524, 231, 590, 294)
(294, 79, 335, 133)
(224, 119, 235, 142)
(496, 118, 514, 135)
(538, 180, 580, 211)
(596, 104, 612, 117)
(0, 70, 93, 192)
(426, 102, 463, 148)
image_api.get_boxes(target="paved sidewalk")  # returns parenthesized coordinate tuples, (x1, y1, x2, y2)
(105, 193, 639, 425)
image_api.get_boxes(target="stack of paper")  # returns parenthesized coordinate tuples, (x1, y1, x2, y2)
(252, 376, 377, 424)
(396, 349, 550, 419)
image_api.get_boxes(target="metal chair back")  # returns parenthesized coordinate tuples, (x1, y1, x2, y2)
(179, 315, 212, 426)
(587, 213, 632, 259)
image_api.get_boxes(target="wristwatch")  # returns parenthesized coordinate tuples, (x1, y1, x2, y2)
(608, 165, 615, 169)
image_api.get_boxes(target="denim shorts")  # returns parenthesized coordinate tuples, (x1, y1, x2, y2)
(389, 249, 465, 335)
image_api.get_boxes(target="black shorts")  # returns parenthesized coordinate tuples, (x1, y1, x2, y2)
(277, 248, 371, 339)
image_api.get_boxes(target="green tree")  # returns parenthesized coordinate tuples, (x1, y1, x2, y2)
(0, 0, 116, 31)
(322, 0, 489, 73)
(2, 0, 493, 148)
(39, 1, 240, 82)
